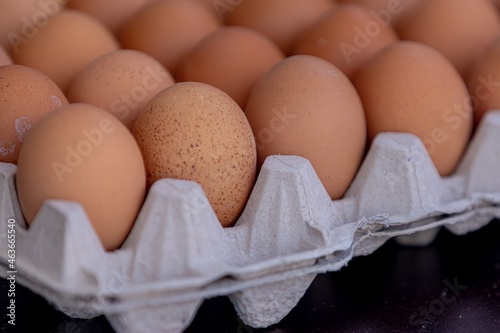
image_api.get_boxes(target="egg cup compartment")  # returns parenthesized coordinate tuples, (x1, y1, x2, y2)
(1, 112, 500, 333)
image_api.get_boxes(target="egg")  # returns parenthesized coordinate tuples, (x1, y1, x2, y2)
(132, 82, 257, 227)
(244, 55, 367, 199)
(16, 103, 146, 251)
(176, 26, 284, 108)
(11, 10, 120, 92)
(0, 64, 67, 164)
(0, 46, 12, 66)
(224, 0, 334, 53)
(67, 50, 175, 130)
(290, 4, 398, 80)
(396, 0, 500, 76)
(118, 0, 221, 73)
(353, 41, 473, 176)
(0, 0, 64, 50)
(66, 0, 154, 32)
(466, 36, 500, 126)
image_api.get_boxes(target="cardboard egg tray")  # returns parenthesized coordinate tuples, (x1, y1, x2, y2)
(1, 111, 500, 333)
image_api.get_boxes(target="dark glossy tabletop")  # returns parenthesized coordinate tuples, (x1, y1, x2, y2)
(1, 219, 499, 333)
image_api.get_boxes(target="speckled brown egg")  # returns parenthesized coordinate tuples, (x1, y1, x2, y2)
(10, 10, 120, 93)
(67, 49, 175, 130)
(0, 64, 68, 164)
(132, 82, 257, 227)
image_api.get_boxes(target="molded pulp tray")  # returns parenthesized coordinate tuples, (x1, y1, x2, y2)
(1, 112, 500, 333)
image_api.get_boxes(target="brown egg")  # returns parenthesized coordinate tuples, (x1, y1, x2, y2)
(224, 0, 334, 53)
(353, 41, 473, 176)
(335, 0, 422, 28)
(467, 36, 500, 126)
(0, 46, 12, 66)
(0, 64, 68, 164)
(10, 10, 120, 93)
(245, 55, 366, 200)
(0, 0, 64, 50)
(176, 26, 284, 108)
(396, 0, 500, 76)
(67, 50, 175, 130)
(66, 0, 153, 33)
(290, 4, 398, 80)
(118, 0, 221, 73)
(16, 104, 146, 251)
(132, 82, 256, 227)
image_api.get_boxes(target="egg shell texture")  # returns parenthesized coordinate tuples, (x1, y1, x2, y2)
(67, 49, 175, 130)
(132, 82, 257, 227)
(353, 41, 473, 176)
(11, 10, 120, 93)
(15, 103, 146, 251)
(0, 64, 67, 164)
(244, 55, 367, 200)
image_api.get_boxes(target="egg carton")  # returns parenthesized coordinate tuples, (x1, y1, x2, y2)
(1, 111, 500, 333)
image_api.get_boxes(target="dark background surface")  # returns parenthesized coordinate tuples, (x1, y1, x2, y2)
(1, 219, 499, 333)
